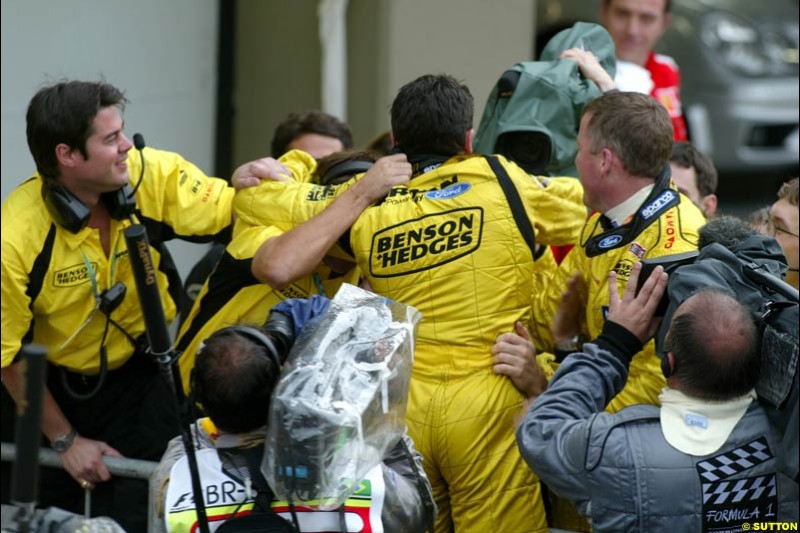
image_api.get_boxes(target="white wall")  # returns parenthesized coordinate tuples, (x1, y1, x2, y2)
(384, 0, 536, 134)
(1, 0, 219, 282)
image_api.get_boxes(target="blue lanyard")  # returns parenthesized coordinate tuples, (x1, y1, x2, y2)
(312, 272, 327, 298)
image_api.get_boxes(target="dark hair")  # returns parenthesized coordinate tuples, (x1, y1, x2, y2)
(582, 91, 673, 179)
(777, 177, 799, 206)
(698, 215, 756, 250)
(313, 150, 377, 186)
(271, 110, 353, 158)
(390, 74, 473, 157)
(670, 142, 718, 197)
(193, 327, 281, 433)
(365, 130, 393, 156)
(747, 206, 772, 234)
(602, 0, 671, 14)
(26, 80, 127, 181)
(666, 290, 759, 401)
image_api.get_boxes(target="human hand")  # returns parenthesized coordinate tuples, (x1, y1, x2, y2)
(561, 48, 616, 93)
(350, 153, 411, 204)
(59, 435, 123, 489)
(552, 272, 587, 342)
(607, 262, 668, 344)
(232, 157, 291, 190)
(492, 322, 547, 399)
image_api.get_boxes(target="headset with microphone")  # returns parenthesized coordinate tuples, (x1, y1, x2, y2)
(42, 133, 146, 233)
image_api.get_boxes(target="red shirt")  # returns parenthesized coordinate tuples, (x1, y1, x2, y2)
(646, 51, 688, 141)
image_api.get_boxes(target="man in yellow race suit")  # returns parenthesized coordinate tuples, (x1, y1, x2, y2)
(233, 75, 587, 533)
(526, 91, 706, 531)
(0, 80, 270, 530)
(174, 149, 409, 395)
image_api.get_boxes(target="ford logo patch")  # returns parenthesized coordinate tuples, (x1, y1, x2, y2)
(598, 235, 623, 249)
(426, 182, 471, 200)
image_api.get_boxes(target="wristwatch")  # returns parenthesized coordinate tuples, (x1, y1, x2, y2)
(51, 427, 78, 453)
(554, 335, 581, 352)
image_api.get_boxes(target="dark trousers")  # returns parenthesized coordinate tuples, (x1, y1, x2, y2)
(2, 348, 180, 532)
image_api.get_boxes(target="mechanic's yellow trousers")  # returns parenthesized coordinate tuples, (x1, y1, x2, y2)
(407, 369, 548, 533)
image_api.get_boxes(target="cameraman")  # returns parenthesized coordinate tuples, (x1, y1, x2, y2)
(516, 262, 799, 532)
(152, 297, 435, 533)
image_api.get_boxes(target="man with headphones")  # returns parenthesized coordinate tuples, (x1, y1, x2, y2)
(174, 149, 411, 396)
(516, 262, 799, 531)
(155, 295, 435, 532)
(0, 80, 275, 530)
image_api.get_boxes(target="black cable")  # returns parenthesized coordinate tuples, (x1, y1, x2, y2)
(127, 135, 146, 199)
(288, 501, 301, 532)
(338, 504, 347, 532)
(59, 316, 111, 401)
(107, 317, 137, 345)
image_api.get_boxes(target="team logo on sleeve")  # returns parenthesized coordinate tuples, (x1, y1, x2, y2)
(369, 207, 483, 277)
(306, 185, 336, 202)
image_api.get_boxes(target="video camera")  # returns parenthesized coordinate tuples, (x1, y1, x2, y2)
(635, 217, 798, 482)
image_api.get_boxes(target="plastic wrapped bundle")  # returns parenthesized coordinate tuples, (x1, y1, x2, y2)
(263, 284, 421, 508)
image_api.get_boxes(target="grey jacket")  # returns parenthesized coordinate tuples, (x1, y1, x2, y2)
(517, 342, 799, 532)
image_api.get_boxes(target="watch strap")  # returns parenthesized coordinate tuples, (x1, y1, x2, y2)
(51, 427, 78, 453)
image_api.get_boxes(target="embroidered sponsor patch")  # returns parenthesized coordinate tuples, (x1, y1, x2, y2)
(697, 438, 778, 532)
(640, 190, 676, 220)
(598, 234, 623, 249)
(188, 177, 204, 196)
(53, 263, 97, 287)
(369, 207, 482, 278)
(280, 284, 309, 300)
(629, 242, 647, 259)
(426, 182, 471, 200)
(306, 185, 337, 202)
(613, 259, 635, 281)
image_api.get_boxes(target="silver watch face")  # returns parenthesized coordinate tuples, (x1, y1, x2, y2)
(52, 431, 75, 453)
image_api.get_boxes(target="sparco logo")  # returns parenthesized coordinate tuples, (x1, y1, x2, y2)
(53, 263, 98, 287)
(641, 190, 675, 220)
(369, 207, 483, 278)
(137, 239, 157, 285)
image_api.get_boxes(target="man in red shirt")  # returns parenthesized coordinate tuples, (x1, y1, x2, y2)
(601, 0, 688, 141)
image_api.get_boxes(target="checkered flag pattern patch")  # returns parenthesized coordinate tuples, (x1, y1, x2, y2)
(702, 474, 777, 505)
(696, 437, 772, 482)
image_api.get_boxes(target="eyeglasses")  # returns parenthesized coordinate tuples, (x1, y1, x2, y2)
(769, 222, 800, 239)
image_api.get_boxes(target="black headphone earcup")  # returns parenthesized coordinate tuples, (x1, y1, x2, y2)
(102, 183, 137, 219)
(189, 366, 204, 407)
(43, 182, 91, 233)
(661, 355, 672, 379)
(43, 180, 135, 233)
(319, 160, 374, 186)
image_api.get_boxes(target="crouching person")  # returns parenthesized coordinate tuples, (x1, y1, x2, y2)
(151, 296, 435, 533)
